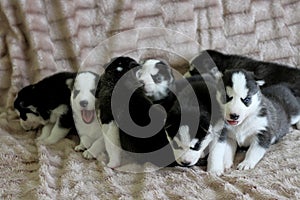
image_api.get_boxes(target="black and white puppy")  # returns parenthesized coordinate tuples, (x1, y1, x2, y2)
(207, 69, 300, 175)
(165, 78, 223, 167)
(136, 59, 175, 102)
(97, 57, 140, 168)
(14, 72, 76, 144)
(71, 71, 104, 159)
(98, 57, 175, 168)
(187, 49, 300, 103)
(136, 59, 223, 167)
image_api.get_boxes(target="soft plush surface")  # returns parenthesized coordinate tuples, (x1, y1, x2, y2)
(1, 0, 300, 199)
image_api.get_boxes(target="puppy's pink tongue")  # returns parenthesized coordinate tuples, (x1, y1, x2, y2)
(81, 110, 95, 124)
(227, 120, 238, 126)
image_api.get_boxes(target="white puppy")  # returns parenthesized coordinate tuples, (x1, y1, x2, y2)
(71, 71, 105, 159)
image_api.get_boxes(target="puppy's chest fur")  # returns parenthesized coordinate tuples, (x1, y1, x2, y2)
(226, 112, 268, 147)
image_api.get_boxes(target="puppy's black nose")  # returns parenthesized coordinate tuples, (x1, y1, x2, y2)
(181, 161, 191, 167)
(80, 100, 88, 107)
(230, 113, 239, 120)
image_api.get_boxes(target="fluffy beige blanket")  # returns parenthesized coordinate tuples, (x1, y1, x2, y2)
(1, 0, 300, 199)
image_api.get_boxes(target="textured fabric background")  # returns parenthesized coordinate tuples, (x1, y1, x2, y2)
(1, 0, 300, 199)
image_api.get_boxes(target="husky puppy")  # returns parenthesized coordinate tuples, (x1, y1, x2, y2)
(137, 59, 222, 167)
(165, 78, 223, 167)
(187, 50, 300, 102)
(14, 72, 76, 144)
(207, 69, 300, 175)
(136, 59, 175, 102)
(71, 71, 105, 159)
(98, 57, 175, 168)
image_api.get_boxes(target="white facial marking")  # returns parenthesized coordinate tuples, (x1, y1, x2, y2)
(137, 59, 171, 101)
(117, 67, 123, 72)
(71, 72, 98, 125)
(167, 125, 204, 167)
(222, 72, 260, 126)
(232, 72, 248, 98)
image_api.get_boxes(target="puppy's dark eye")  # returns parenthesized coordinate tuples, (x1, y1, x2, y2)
(19, 101, 25, 108)
(90, 89, 96, 95)
(226, 94, 233, 103)
(190, 141, 201, 151)
(73, 90, 79, 98)
(241, 96, 251, 106)
(151, 74, 163, 83)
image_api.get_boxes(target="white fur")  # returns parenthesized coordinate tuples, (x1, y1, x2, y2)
(208, 72, 271, 174)
(207, 138, 226, 176)
(37, 105, 70, 144)
(237, 141, 267, 170)
(71, 72, 105, 159)
(103, 121, 122, 168)
(166, 125, 210, 166)
(223, 73, 261, 126)
(136, 59, 172, 101)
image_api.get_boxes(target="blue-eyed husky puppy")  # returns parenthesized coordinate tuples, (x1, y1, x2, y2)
(207, 69, 300, 175)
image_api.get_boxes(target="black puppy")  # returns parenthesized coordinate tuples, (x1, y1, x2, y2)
(97, 57, 175, 168)
(14, 72, 76, 144)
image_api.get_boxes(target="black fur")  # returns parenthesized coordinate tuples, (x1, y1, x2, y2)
(97, 57, 175, 166)
(14, 72, 76, 130)
(166, 79, 222, 150)
(190, 49, 300, 101)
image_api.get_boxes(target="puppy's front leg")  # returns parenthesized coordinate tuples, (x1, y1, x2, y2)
(237, 140, 267, 170)
(207, 138, 226, 176)
(103, 121, 121, 168)
(223, 138, 237, 170)
(84, 136, 105, 159)
(37, 123, 54, 141)
(42, 118, 70, 144)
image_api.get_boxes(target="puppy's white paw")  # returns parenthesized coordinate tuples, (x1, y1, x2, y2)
(208, 168, 224, 176)
(107, 160, 121, 169)
(224, 161, 233, 170)
(75, 144, 86, 152)
(83, 150, 94, 159)
(237, 160, 255, 170)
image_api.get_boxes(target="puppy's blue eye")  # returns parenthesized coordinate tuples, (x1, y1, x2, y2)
(241, 96, 251, 106)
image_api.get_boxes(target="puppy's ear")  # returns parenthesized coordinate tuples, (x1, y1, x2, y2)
(252, 73, 265, 86)
(66, 78, 75, 90)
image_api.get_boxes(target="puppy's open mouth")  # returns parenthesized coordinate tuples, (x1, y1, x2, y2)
(81, 110, 95, 124)
(227, 120, 239, 126)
